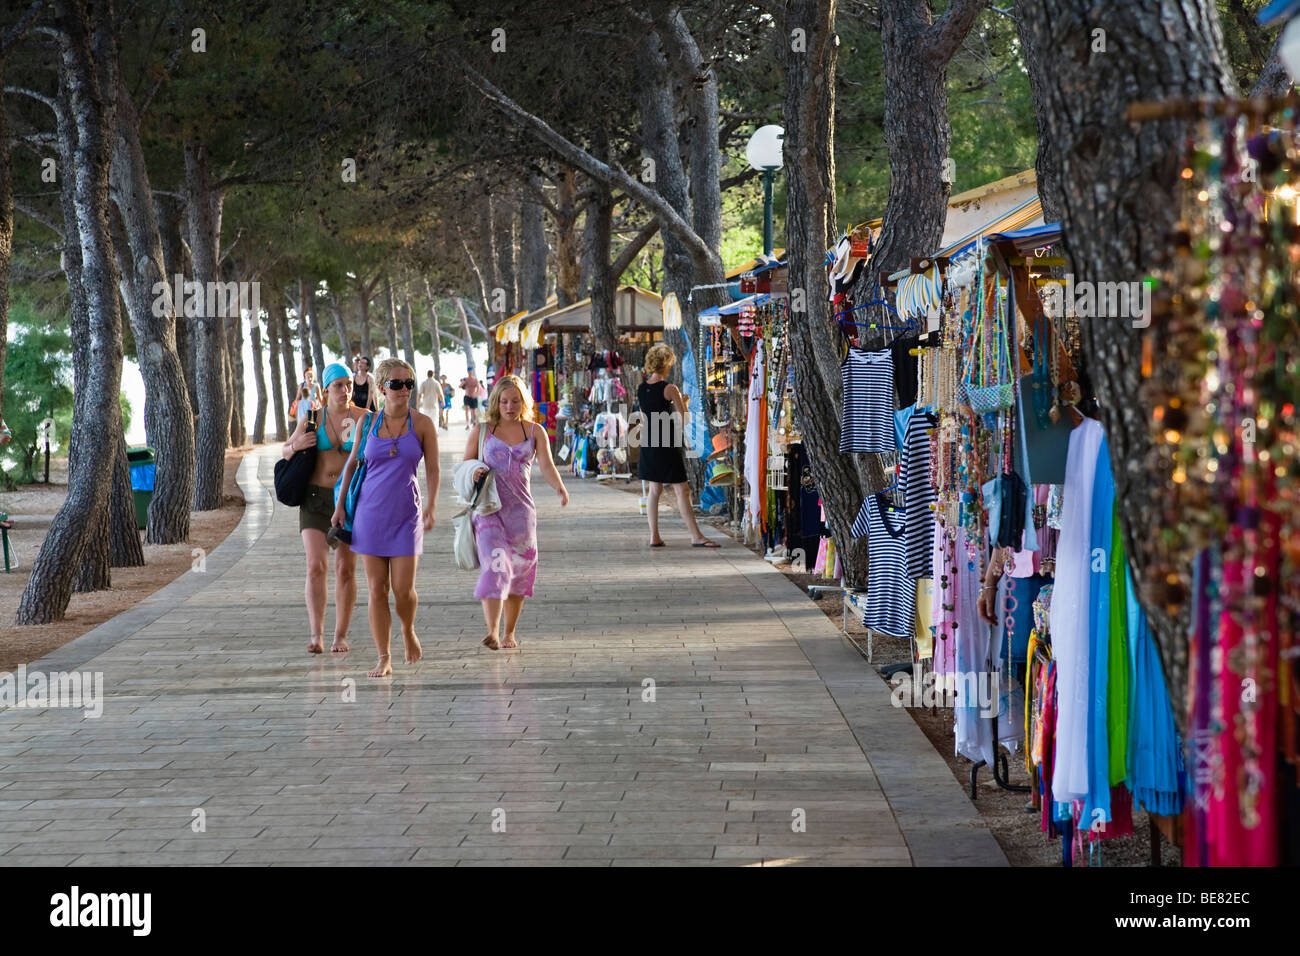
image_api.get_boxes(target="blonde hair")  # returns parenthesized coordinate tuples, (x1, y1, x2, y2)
(644, 343, 676, 376)
(485, 374, 535, 428)
(375, 357, 414, 386)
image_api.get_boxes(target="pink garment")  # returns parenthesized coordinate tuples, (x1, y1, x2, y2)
(472, 427, 539, 599)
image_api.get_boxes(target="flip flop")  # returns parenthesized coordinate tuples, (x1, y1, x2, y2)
(691, 540, 721, 548)
(650, 541, 666, 548)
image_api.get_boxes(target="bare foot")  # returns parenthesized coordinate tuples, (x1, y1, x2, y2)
(368, 654, 392, 678)
(307, 636, 324, 654)
(649, 538, 666, 548)
(331, 636, 350, 653)
(482, 634, 500, 650)
(403, 633, 423, 665)
(500, 634, 519, 649)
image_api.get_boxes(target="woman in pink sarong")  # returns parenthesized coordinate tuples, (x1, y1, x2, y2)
(463, 374, 569, 650)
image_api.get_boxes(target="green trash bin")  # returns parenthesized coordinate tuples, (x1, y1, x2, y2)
(126, 446, 156, 531)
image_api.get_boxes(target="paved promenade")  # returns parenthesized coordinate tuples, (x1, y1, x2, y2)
(0, 440, 1005, 866)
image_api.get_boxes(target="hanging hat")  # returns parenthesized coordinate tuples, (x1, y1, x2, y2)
(707, 432, 732, 461)
(321, 363, 350, 388)
(708, 463, 737, 486)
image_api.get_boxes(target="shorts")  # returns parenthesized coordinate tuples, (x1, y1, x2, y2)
(299, 483, 336, 534)
(464, 397, 479, 409)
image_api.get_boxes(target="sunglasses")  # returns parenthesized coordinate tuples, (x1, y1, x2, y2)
(385, 378, 416, 391)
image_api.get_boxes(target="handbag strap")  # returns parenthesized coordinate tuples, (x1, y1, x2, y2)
(355, 411, 374, 459)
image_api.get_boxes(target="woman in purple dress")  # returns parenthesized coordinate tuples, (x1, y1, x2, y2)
(332, 358, 440, 677)
(463, 374, 568, 650)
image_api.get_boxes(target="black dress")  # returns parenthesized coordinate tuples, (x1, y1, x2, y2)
(636, 380, 688, 484)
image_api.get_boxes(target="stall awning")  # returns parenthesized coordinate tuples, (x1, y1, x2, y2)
(493, 309, 528, 344)
(520, 317, 546, 349)
(935, 195, 1045, 262)
(699, 293, 771, 317)
(725, 254, 786, 280)
(541, 285, 664, 333)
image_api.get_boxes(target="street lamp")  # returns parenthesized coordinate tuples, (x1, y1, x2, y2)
(746, 125, 784, 257)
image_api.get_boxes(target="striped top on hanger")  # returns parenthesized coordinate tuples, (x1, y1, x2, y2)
(839, 347, 896, 455)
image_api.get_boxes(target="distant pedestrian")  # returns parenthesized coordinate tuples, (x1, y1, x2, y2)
(439, 375, 453, 429)
(637, 343, 718, 548)
(293, 384, 315, 427)
(464, 373, 568, 651)
(461, 369, 481, 429)
(332, 358, 440, 678)
(281, 363, 366, 654)
(301, 367, 324, 409)
(351, 356, 377, 413)
(418, 369, 440, 418)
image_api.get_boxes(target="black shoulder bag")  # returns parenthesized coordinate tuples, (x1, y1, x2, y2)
(274, 411, 318, 507)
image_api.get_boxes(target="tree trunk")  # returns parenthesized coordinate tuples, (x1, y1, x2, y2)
(423, 277, 442, 379)
(0, 86, 10, 426)
(184, 140, 228, 511)
(1016, 0, 1236, 726)
(454, 297, 476, 371)
(381, 272, 399, 358)
(108, 432, 143, 566)
(266, 298, 288, 441)
(778, 0, 870, 583)
(554, 168, 582, 307)
(400, 281, 417, 369)
(329, 292, 351, 359)
(296, 277, 311, 374)
(109, 70, 195, 544)
(307, 283, 325, 375)
(586, 129, 619, 353)
(278, 291, 299, 410)
(520, 175, 548, 310)
(356, 284, 373, 359)
(1012, 5, 1063, 224)
(226, 262, 245, 447)
(249, 308, 267, 443)
(154, 192, 196, 411)
(19, 0, 125, 623)
(492, 194, 517, 316)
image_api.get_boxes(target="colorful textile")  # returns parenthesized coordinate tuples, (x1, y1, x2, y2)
(472, 427, 539, 599)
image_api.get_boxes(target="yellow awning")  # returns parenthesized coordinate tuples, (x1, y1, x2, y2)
(520, 317, 546, 349)
(494, 309, 528, 344)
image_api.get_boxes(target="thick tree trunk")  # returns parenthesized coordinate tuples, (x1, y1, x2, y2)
(109, 70, 194, 543)
(1017, 0, 1236, 726)
(249, 309, 267, 444)
(1013, 5, 1062, 224)
(154, 192, 196, 411)
(520, 175, 549, 310)
(184, 140, 228, 511)
(307, 284, 325, 375)
(492, 195, 517, 316)
(423, 277, 443, 379)
(19, 0, 125, 623)
(554, 168, 582, 307)
(226, 263, 245, 447)
(400, 282, 417, 370)
(266, 298, 288, 441)
(779, 0, 870, 583)
(108, 432, 143, 566)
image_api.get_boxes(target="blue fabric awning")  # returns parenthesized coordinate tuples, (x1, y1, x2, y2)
(699, 293, 771, 317)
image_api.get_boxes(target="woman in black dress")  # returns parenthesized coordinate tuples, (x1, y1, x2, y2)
(637, 343, 720, 548)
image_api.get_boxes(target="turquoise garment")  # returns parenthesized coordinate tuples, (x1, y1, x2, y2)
(1125, 567, 1185, 816)
(894, 404, 916, 451)
(1080, 435, 1114, 829)
(316, 408, 355, 453)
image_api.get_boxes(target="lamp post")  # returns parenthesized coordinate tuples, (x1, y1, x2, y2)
(746, 125, 785, 257)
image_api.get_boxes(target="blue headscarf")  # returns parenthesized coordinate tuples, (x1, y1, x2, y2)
(321, 363, 350, 389)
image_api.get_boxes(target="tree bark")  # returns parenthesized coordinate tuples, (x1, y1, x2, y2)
(423, 277, 442, 379)
(520, 175, 549, 310)
(108, 69, 194, 543)
(154, 192, 196, 411)
(492, 194, 517, 316)
(108, 431, 143, 567)
(1017, 0, 1236, 727)
(297, 277, 312, 374)
(249, 308, 267, 444)
(779, 0, 871, 583)
(1251, 35, 1292, 97)
(1013, 3, 1063, 224)
(307, 282, 325, 375)
(454, 296, 476, 371)
(380, 272, 399, 358)
(554, 167, 582, 307)
(0, 86, 10, 428)
(400, 281, 417, 370)
(278, 290, 299, 410)
(19, 0, 125, 622)
(266, 297, 288, 441)
(184, 140, 228, 511)
(225, 261, 245, 447)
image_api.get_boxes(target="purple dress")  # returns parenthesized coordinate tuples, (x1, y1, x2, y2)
(351, 412, 424, 557)
(473, 425, 538, 599)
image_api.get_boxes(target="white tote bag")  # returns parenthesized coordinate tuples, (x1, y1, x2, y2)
(454, 427, 489, 571)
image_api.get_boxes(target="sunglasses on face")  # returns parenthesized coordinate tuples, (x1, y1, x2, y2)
(385, 378, 417, 391)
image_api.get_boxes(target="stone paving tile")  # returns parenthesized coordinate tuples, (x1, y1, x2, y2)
(0, 446, 1004, 866)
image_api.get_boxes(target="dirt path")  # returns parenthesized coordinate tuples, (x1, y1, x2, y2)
(0, 447, 252, 671)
